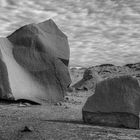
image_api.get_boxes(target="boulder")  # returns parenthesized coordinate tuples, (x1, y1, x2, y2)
(0, 19, 71, 104)
(72, 68, 102, 91)
(82, 75, 140, 128)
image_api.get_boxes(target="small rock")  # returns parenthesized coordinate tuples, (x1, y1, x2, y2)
(64, 106, 69, 109)
(64, 97, 69, 102)
(18, 102, 31, 107)
(54, 102, 62, 106)
(18, 103, 26, 107)
(24, 102, 31, 106)
(21, 126, 34, 132)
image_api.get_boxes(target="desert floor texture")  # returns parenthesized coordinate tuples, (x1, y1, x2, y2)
(0, 91, 140, 140)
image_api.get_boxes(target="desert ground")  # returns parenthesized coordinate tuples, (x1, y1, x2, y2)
(0, 90, 140, 140)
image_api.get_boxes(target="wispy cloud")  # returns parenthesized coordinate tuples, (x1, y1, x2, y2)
(0, 0, 140, 67)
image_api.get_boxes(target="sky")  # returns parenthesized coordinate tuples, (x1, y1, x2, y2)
(0, 0, 140, 67)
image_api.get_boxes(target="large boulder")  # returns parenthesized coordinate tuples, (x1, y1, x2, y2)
(82, 75, 140, 128)
(0, 19, 71, 104)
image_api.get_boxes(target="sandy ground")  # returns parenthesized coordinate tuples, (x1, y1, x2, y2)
(0, 91, 140, 140)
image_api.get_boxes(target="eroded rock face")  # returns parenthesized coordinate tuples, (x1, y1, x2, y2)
(70, 67, 86, 85)
(94, 64, 133, 79)
(72, 68, 102, 91)
(83, 75, 140, 128)
(0, 19, 71, 104)
(125, 63, 140, 71)
(0, 56, 13, 100)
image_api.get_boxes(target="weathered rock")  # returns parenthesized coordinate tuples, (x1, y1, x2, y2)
(124, 62, 140, 82)
(82, 75, 140, 128)
(70, 67, 86, 85)
(0, 57, 14, 100)
(0, 19, 71, 104)
(72, 64, 134, 92)
(72, 68, 102, 91)
(94, 64, 132, 79)
(125, 62, 140, 71)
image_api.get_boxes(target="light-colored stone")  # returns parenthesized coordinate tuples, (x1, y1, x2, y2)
(0, 19, 71, 104)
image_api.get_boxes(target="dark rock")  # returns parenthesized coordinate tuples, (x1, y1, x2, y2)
(67, 86, 75, 92)
(64, 97, 69, 101)
(21, 126, 33, 132)
(64, 106, 69, 109)
(83, 75, 140, 128)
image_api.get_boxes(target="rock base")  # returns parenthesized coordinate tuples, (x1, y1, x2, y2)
(82, 111, 139, 129)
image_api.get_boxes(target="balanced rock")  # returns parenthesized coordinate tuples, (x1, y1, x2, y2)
(0, 19, 71, 104)
(82, 75, 140, 128)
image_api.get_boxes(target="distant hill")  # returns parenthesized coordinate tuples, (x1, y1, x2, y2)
(70, 62, 140, 91)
